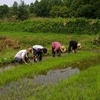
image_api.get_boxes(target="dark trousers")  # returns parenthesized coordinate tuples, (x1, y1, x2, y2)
(52, 47, 61, 57)
(37, 51, 42, 61)
(68, 41, 78, 53)
(14, 57, 28, 64)
(33, 49, 43, 61)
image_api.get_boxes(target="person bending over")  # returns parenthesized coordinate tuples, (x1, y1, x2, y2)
(52, 41, 66, 57)
(32, 45, 47, 62)
(68, 40, 81, 53)
(14, 48, 32, 64)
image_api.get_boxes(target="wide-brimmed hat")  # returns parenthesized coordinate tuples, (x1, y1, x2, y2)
(77, 43, 81, 49)
(60, 45, 66, 53)
(27, 48, 33, 53)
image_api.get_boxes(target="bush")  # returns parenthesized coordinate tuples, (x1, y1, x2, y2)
(0, 18, 100, 34)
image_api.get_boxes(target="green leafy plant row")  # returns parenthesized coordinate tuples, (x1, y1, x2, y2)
(0, 18, 100, 34)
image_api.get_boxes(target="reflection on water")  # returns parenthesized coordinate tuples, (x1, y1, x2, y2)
(0, 53, 100, 99)
(0, 59, 34, 73)
(0, 64, 16, 73)
(25, 67, 80, 85)
(0, 67, 80, 100)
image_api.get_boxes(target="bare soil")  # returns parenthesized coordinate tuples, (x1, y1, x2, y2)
(0, 36, 20, 52)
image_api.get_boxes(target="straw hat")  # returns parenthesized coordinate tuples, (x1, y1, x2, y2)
(77, 43, 81, 49)
(27, 48, 33, 53)
(60, 45, 66, 53)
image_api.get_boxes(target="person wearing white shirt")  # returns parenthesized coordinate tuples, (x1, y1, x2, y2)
(14, 48, 32, 64)
(32, 45, 47, 62)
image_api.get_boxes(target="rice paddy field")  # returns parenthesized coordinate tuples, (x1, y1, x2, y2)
(0, 22, 100, 99)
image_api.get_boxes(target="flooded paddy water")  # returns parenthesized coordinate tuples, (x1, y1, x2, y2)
(0, 64, 80, 99)
(0, 64, 16, 73)
(0, 61, 80, 85)
(0, 52, 100, 99)
(0, 52, 100, 84)
(26, 54, 100, 85)
(27, 67, 80, 85)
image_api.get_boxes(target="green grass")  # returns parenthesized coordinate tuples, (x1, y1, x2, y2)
(0, 51, 99, 87)
(0, 32, 100, 99)
(29, 64, 100, 100)
(0, 51, 100, 100)
(0, 32, 99, 64)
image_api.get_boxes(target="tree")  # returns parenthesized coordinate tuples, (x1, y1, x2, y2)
(12, 1, 18, 15)
(34, 0, 51, 17)
(8, 1, 19, 19)
(29, 3, 35, 13)
(60, 6, 68, 17)
(67, 8, 78, 18)
(50, 0, 63, 6)
(33, 0, 40, 16)
(17, 0, 29, 21)
(77, 4, 94, 18)
(0, 5, 9, 18)
(63, 0, 74, 7)
(93, 1, 100, 18)
(50, 6, 61, 17)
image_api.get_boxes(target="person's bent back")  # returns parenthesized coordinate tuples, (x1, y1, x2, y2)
(68, 40, 81, 53)
(32, 45, 47, 62)
(14, 48, 32, 64)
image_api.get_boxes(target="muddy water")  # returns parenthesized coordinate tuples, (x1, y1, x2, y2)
(26, 67, 80, 85)
(22, 54, 100, 85)
(0, 61, 80, 85)
(0, 64, 79, 84)
(0, 60, 34, 73)
(0, 63, 18, 73)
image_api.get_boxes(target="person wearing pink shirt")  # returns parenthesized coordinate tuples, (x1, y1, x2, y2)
(52, 42, 66, 57)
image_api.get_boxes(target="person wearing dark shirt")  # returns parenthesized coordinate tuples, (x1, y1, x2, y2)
(68, 40, 81, 53)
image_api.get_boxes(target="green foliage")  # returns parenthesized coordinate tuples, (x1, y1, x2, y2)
(77, 4, 94, 18)
(0, 0, 100, 19)
(50, 6, 68, 17)
(0, 18, 100, 34)
(92, 35, 100, 45)
(0, 5, 9, 18)
(50, 6, 61, 17)
(12, 1, 18, 16)
(16, 1, 29, 21)
(60, 6, 68, 17)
